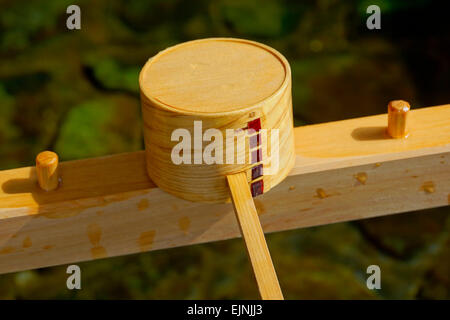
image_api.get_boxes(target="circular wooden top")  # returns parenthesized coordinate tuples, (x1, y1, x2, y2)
(388, 100, 410, 113)
(140, 38, 288, 114)
(36, 151, 58, 168)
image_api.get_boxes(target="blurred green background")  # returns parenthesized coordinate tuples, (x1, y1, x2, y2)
(0, 0, 449, 299)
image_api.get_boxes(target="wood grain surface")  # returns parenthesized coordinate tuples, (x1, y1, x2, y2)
(0, 105, 449, 275)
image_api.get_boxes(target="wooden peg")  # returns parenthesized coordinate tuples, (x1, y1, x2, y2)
(387, 100, 410, 138)
(227, 172, 284, 300)
(36, 151, 60, 191)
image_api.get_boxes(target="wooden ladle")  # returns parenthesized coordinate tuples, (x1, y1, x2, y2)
(139, 38, 295, 299)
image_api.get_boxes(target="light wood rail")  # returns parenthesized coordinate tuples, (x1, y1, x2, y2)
(0, 104, 449, 275)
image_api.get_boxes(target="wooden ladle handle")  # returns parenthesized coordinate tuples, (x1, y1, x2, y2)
(227, 172, 284, 300)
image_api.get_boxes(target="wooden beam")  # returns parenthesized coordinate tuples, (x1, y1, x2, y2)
(0, 105, 449, 275)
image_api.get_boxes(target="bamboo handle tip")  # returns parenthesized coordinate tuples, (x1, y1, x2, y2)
(36, 151, 60, 191)
(227, 172, 284, 300)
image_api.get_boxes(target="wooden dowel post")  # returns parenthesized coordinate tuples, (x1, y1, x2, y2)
(387, 100, 410, 138)
(36, 151, 60, 191)
(227, 172, 284, 300)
